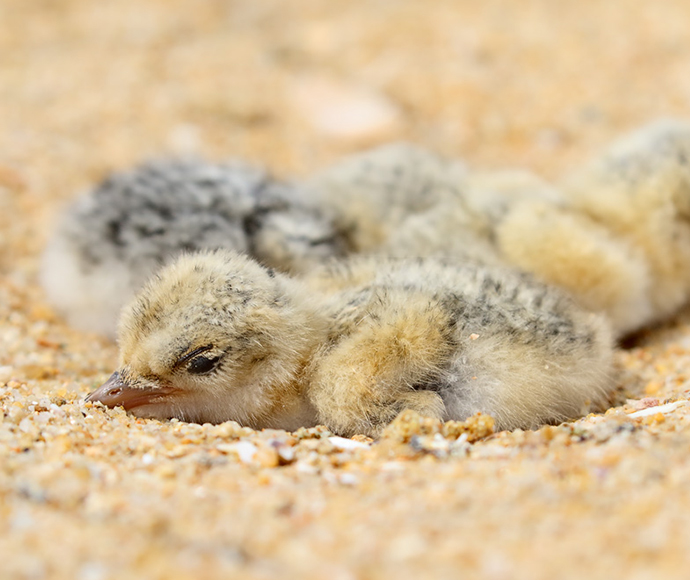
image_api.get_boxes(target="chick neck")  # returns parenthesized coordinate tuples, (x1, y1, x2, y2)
(240, 275, 330, 431)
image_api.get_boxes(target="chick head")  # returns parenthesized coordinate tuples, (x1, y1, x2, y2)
(87, 250, 317, 425)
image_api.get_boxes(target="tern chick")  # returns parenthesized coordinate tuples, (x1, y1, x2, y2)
(304, 121, 690, 336)
(562, 119, 690, 328)
(87, 250, 614, 437)
(302, 142, 648, 332)
(41, 159, 346, 336)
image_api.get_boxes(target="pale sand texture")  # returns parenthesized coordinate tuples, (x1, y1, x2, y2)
(2, 1, 690, 578)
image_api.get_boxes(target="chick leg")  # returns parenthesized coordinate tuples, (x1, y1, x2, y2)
(307, 293, 450, 437)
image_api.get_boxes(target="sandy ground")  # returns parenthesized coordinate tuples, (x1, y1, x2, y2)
(3, 1, 690, 578)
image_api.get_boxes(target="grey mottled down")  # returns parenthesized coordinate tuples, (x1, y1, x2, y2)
(41, 159, 347, 336)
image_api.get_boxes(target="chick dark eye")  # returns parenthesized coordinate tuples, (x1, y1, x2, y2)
(187, 355, 220, 375)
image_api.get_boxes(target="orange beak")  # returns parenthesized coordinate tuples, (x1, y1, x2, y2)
(86, 371, 176, 411)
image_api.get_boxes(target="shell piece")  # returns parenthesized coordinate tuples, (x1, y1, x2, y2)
(628, 401, 688, 418)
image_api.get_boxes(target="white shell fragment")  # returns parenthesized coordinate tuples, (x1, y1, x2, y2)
(217, 441, 258, 463)
(327, 436, 371, 450)
(627, 401, 688, 418)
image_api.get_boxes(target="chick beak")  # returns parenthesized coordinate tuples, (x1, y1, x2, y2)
(86, 371, 176, 411)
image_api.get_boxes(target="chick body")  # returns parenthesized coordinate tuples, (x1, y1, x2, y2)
(302, 143, 471, 253)
(41, 159, 346, 336)
(88, 250, 614, 437)
(305, 256, 613, 435)
(492, 197, 652, 336)
(562, 119, 690, 328)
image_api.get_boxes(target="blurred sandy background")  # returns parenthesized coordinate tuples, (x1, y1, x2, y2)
(3, 0, 690, 265)
(2, 1, 690, 579)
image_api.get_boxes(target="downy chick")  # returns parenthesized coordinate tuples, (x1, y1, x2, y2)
(493, 120, 690, 335)
(305, 124, 690, 336)
(86, 250, 614, 437)
(41, 159, 346, 337)
(300, 143, 648, 334)
(561, 119, 690, 328)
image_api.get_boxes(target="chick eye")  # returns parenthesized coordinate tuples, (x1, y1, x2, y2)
(187, 355, 220, 375)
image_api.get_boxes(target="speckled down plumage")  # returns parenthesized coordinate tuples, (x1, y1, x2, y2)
(41, 119, 690, 435)
(41, 120, 690, 339)
(41, 159, 347, 336)
(301, 120, 690, 336)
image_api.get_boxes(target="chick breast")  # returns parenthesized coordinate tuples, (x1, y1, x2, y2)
(41, 159, 346, 337)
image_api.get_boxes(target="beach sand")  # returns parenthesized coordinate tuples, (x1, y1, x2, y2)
(2, 1, 690, 578)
